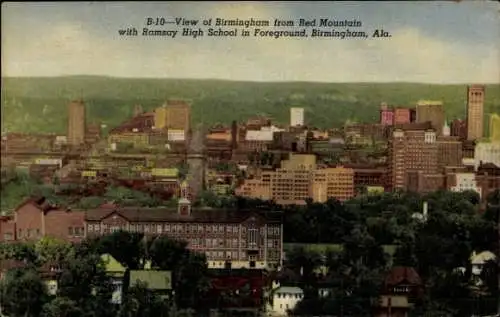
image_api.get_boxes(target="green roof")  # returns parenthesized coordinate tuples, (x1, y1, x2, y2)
(101, 254, 126, 274)
(129, 270, 172, 290)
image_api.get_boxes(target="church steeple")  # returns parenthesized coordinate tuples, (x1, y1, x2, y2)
(177, 180, 191, 216)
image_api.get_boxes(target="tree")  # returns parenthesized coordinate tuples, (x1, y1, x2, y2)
(41, 297, 83, 317)
(0, 268, 48, 317)
(118, 282, 170, 317)
(57, 252, 116, 317)
(0, 241, 38, 263)
(148, 236, 210, 309)
(97, 231, 147, 270)
(35, 236, 74, 264)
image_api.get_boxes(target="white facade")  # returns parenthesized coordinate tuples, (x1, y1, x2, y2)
(34, 158, 62, 167)
(55, 136, 67, 144)
(45, 280, 58, 296)
(450, 173, 482, 198)
(245, 126, 285, 141)
(474, 142, 500, 170)
(270, 286, 304, 316)
(111, 280, 123, 304)
(168, 129, 186, 141)
(290, 108, 304, 127)
(442, 122, 450, 137)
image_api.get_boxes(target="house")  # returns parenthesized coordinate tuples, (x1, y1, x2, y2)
(269, 286, 303, 316)
(373, 267, 423, 317)
(204, 268, 268, 312)
(38, 262, 63, 296)
(471, 251, 496, 276)
(374, 295, 411, 317)
(0, 260, 61, 296)
(101, 254, 127, 304)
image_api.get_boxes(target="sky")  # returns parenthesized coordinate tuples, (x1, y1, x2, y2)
(2, 1, 499, 83)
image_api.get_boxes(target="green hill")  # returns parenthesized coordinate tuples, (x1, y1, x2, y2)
(1, 76, 499, 134)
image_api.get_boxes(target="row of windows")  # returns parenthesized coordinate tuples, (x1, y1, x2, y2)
(88, 223, 281, 236)
(275, 293, 303, 299)
(18, 228, 40, 239)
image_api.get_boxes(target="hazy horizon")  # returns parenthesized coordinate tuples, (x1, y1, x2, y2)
(2, 1, 499, 84)
(2, 75, 499, 86)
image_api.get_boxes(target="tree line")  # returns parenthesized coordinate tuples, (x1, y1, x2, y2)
(0, 232, 208, 317)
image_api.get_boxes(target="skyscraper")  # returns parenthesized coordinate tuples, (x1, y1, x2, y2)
(67, 99, 86, 147)
(489, 113, 500, 142)
(416, 101, 445, 136)
(466, 85, 485, 141)
(387, 122, 438, 191)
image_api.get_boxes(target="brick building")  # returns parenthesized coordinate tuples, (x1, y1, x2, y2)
(0, 197, 85, 243)
(436, 135, 463, 170)
(0, 194, 284, 270)
(451, 119, 467, 140)
(393, 108, 414, 125)
(85, 198, 283, 270)
(344, 163, 387, 189)
(388, 122, 438, 191)
(379, 103, 394, 126)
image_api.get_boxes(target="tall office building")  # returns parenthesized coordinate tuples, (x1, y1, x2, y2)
(416, 101, 445, 136)
(489, 113, 500, 142)
(466, 85, 485, 141)
(290, 107, 305, 126)
(67, 99, 86, 147)
(388, 122, 439, 191)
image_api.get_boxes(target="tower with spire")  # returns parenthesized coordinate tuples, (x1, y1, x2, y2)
(178, 180, 191, 216)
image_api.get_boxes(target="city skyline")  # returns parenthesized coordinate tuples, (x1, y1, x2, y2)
(2, 1, 499, 83)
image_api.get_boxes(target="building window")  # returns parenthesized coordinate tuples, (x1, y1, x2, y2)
(164, 224, 171, 232)
(248, 229, 258, 247)
(198, 225, 203, 233)
(157, 224, 163, 234)
(3, 233, 13, 241)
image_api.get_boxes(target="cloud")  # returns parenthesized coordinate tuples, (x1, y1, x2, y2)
(2, 4, 499, 84)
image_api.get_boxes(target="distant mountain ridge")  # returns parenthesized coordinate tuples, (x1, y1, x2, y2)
(1, 76, 499, 134)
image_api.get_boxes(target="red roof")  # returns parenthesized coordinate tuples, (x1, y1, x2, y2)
(384, 267, 422, 287)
